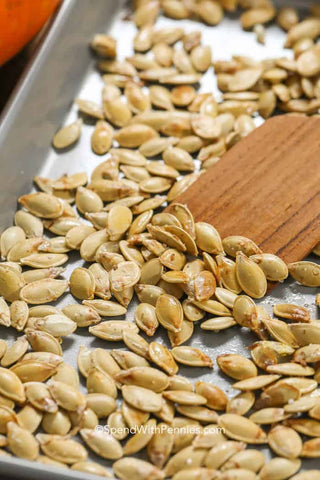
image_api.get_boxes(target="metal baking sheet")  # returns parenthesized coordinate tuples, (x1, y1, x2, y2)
(0, 0, 319, 477)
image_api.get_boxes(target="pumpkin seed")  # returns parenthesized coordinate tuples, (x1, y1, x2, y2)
(233, 374, 280, 391)
(49, 381, 85, 411)
(205, 441, 246, 470)
(172, 346, 213, 368)
(268, 425, 302, 459)
(25, 329, 62, 356)
(147, 421, 173, 468)
(217, 354, 257, 380)
(0, 297, 11, 327)
(32, 314, 76, 337)
(122, 385, 162, 412)
(222, 450, 265, 472)
(89, 320, 137, 341)
(288, 261, 320, 287)
(235, 251, 267, 298)
(164, 445, 207, 477)
(149, 341, 178, 375)
(14, 210, 44, 238)
(155, 293, 183, 333)
(1, 336, 28, 367)
(91, 33, 116, 57)
(216, 255, 241, 294)
(20, 279, 68, 304)
(113, 457, 164, 480)
(260, 457, 301, 480)
(116, 366, 168, 393)
(226, 391, 255, 416)
(52, 119, 82, 149)
(219, 414, 267, 444)
(7, 421, 39, 460)
(37, 433, 88, 464)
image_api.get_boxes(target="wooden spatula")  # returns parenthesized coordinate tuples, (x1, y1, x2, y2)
(175, 115, 320, 264)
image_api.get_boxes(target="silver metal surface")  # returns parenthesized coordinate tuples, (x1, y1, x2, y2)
(0, 0, 319, 477)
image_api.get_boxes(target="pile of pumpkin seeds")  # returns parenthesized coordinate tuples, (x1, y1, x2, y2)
(0, 1, 320, 479)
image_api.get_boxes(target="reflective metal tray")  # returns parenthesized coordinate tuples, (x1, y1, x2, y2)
(0, 0, 319, 477)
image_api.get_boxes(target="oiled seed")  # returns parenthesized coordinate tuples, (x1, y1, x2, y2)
(52, 119, 82, 149)
(25, 382, 57, 413)
(233, 295, 258, 331)
(25, 329, 62, 356)
(223, 236, 262, 258)
(80, 427, 123, 460)
(263, 318, 299, 348)
(164, 445, 207, 477)
(0, 297, 11, 326)
(147, 422, 173, 469)
(163, 390, 207, 406)
(114, 124, 158, 148)
(134, 303, 158, 336)
(12, 354, 55, 381)
(14, 210, 44, 238)
(0, 367, 25, 403)
(0, 226, 26, 259)
(20, 279, 68, 304)
(249, 408, 289, 425)
(191, 115, 221, 140)
(149, 341, 178, 375)
(204, 441, 246, 470)
(32, 314, 76, 337)
(91, 33, 116, 57)
(122, 385, 162, 413)
(37, 433, 88, 464)
(290, 323, 320, 347)
(250, 253, 288, 282)
(71, 460, 111, 477)
(116, 366, 168, 393)
(217, 354, 257, 380)
(259, 457, 301, 480)
(84, 299, 126, 317)
(192, 298, 231, 317)
(222, 449, 265, 473)
(107, 205, 133, 240)
(268, 425, 302, 459)
(219, 414, 267, 444)
(113, 457, 164, 480)
(216, 255, 241, 294)
(70, 267, 95, 300)
(163, 147, 194, 172)
(227, 391, 255, 416)
(195, 381, 227, 411)
(288, 261, 320, 287)
(172, 346, 213, 368)
(236, 252, 267, 298)
(273, 303, 310, 323)
(155, 294, 183, 333)
(1, 336, 28, 367)
(195, 222, 224, 255)
(21, 253, 68, 269)
(7, 421, 39, 460)
(201, 316, 236, 331)
(233, 374, 280, 391)
(110, 261, 141, 291)
(63, 304, 100, 328)
(90, 320, 137, 342)
(49, 381, 85, 411)
(16, 404, 42, 433)
(267, 362, 314, 376)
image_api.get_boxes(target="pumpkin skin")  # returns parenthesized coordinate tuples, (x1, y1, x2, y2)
(0, 0, 61, 66)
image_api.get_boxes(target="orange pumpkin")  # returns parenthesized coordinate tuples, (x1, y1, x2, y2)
(0, 0, 61, 66)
